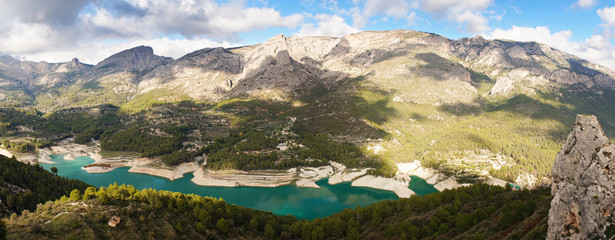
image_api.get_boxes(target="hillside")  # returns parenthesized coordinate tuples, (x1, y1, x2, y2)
(0, 155, 91, 215)
(0, 153, 551, 239)
(1, 30, 615, 186)
(5, 176, 551, 240)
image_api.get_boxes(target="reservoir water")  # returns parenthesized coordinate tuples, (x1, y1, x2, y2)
(40, 154, 437, 219)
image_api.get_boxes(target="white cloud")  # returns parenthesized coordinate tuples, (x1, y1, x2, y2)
(346, 0, 494, 32)
(406, 11, 418, 25)
(484, 25, 615, 71)
(419, 0, 492, 14)
(597, 6, 615, 38)
(597, 6, 615, 26)
(297, 14, 359, 37)
(0, 0, 92, 26)
(0, 21, 61, 54)
(571, 0, 597, 9)
(351, 0, 411, 27)
(0, 0, 306, 63)
(418, 0, 493, 33)
(11, 37, 232, 65)
(452, 10, 490, 32)
(207, 7, 304, 35)
(79, 0, 304, 39)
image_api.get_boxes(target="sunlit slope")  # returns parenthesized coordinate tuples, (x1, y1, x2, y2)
(1, 30, 615, 184)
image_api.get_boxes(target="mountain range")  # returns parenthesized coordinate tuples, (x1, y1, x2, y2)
(3, 30, 614, 111)
(2, 29, 615, 186)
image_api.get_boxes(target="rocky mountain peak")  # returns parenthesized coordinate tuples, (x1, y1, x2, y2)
(115, 45, 154, 57)
(0, 55, 20, 66)
(55, 57, 89, 73)
(271, 34, 286, 41)
(94, 45, 172, 74)
(548, 114, 615, 239)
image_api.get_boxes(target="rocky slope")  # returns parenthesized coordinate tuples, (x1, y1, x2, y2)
(548, 115, 615, 239)
(2, 30, 615, 186)
(2, 30, 614, 109)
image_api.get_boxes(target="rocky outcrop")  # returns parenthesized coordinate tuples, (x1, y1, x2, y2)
(548, 115, 615, 239)
(2, 30, 615, 110)
(352, 175, 414, 198)
(94, 46, 172, 74)
(0, 148, 13, 158)
(55, 58, 90, 73)
(139, 47, 242, 101)
(452, 36, 615, 95)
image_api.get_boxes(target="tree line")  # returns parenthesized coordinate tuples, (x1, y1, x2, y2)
(6, 181, 550, 239)
(201, 131, 395, 176)
(0, 155, 91, 214)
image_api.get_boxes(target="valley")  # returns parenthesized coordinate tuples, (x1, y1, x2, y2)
(1, 29, 615, 239)
(2, 30, 614, 190)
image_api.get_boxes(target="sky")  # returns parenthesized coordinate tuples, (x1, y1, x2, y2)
(1, 0, 615, 70)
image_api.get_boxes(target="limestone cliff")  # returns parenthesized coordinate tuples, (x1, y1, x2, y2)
(548, 115, 615, 239)
(87, 46, 173, 80)
(1, 30, 615, 109)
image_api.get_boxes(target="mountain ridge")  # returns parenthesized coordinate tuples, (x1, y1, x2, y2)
(1, 30, 614, 110)
(2, 29, 615, 188)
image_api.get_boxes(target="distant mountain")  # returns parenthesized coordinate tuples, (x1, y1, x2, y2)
(1, 30, 613, 109)
(1, 29, 615, 186)
(90, 45, 173, 76)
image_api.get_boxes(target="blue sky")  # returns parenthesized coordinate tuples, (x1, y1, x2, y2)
(0, 0, 614, 70)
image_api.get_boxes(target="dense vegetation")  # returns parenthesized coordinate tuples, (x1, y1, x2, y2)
(0, 139, 50, 153)
(100, 126, 186, 157)
(7, 183, 297, 239)
(0, 155, 91, 214)
(201, 129, 394, 176)
(299, 184, 549, 240)
(4, 181, 550, 239)
(0, 108, 42, 138)
(45, 105, 122, 143)
(4, 79, 614, 183)
(0, 105, 196, 165)
(346, 85, 615, 183)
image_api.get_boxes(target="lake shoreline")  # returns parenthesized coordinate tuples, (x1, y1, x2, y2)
(37, 156, 403, 220)
(11, 138, 444, 198)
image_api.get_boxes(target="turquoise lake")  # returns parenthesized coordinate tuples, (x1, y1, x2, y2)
(40, 154, 438, 219)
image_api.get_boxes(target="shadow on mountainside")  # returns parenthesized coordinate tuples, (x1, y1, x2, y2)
(346, 48, 411, 67)
(289, 80, 393, 141)
(81, 80, 103, 90)
(410, 53, 471, 82)
(225, 50, 343, 99)
(210, 48, 396, 141)
(439, 89, 615, 138)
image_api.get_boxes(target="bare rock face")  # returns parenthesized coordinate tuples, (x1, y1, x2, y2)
(55, 58, 89, 73)
(548, 114, 615, 239)
(139, 47, 243, 101)
(2, 30, 615, 109)
(93, 46, 172, 75)
(452, 36, 615, 96)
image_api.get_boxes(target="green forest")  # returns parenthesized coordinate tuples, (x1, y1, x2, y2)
(201, 130, 395, 176)
(0, 155, 90, 214)
(100, 126, 186, 157)
(3, 84, 612, 184)
(4, 180, 550, 239)
(0, 155, 551, 239)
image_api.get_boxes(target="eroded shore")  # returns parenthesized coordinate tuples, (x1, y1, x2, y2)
(0, 139, 462, 198)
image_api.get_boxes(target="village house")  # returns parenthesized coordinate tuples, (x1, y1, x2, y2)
(108, 215, 121, 227)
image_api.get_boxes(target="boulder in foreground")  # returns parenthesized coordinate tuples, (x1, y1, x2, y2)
(548, 114, 615, 239)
